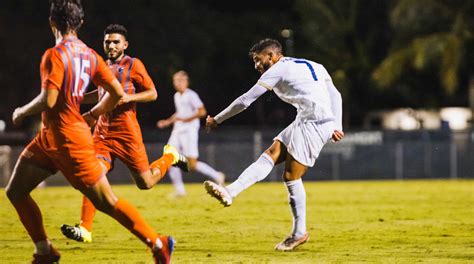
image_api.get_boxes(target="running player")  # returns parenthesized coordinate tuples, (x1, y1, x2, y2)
(204, 38, 344, 251)
(157, 70, 225, 197)
(7, 1, 175, 263)
(60, 24, 188, 244)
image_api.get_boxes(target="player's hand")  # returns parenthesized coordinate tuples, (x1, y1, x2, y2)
(205, 115, 217, 133)
(156, 119, 169, 129)
(83, 111, 97, 127)
(117, 94, 132, 106)
(331, 130, 344, 142)
(12, 107, 25, 126)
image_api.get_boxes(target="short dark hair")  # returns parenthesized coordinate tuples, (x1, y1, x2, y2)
(49, 0, 84, 34)
(249, 38, 282, 57)
(104, 24, 128, 38)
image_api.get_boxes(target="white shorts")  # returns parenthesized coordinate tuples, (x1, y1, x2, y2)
(274, 119, 334, 167)
(168, 128, 199, 158)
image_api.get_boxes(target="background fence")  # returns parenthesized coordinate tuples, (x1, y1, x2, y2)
(1, 127, 473, 187)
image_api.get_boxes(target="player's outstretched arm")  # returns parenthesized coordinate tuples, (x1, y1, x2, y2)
(157, 113, 177, 129)
(118, 89, 157, 105)
(12, 88, 59, 126)
(212, 84, 267, 126)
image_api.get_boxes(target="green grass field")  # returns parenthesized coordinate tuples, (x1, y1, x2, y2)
(1, 179, 473, 263)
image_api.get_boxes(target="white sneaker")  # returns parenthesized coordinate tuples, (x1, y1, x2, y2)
(275, 233, 309, 251)
(204, 180, 232, 207)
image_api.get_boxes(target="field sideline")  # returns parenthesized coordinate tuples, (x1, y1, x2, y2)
(0, 179, 473, 263)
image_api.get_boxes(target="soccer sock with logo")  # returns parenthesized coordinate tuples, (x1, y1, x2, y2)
(168, 166, 186, 195)
(195, 161, 222, 182)
(80, 195, 96, 232)
(111, 198, 159, 248)
(285, 178, 307, 238)
(226, 153, 274, 197)
(150, 153, 174, 178)
(10, 195, 50, 254)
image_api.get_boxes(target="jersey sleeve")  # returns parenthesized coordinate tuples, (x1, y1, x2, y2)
(131, 58, 155, 92)
(40, 48, 64, 90)
(256, 61, 285, 90)
(190, 91, 204, 109)
(91, 51, 116, 87)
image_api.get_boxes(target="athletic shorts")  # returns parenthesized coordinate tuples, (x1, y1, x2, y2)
(167, 128, 199, 158)
(20, 123, 104, 190)
(274, 119, 334, 167)
(93, 132, 150, 174)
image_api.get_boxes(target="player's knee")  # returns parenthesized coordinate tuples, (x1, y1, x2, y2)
(5, 184, 25, 202)
(136, 181, 153, 190)
(93, 198, 116, 214)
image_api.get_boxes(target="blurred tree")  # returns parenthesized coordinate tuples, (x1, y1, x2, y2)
(372, 0, 473, 102)
(293, 0, 392, 127)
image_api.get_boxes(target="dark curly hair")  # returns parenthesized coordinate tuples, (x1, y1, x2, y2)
(49, 0, 84, 34)
(248, 38, 282, 57)
(104, 24, 128, 38)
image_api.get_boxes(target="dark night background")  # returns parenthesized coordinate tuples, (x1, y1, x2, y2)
(1, 0, 473, 135)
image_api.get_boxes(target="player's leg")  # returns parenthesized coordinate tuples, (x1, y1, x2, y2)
(165, 133, 188, 195)
(61, 153, 111, 243)
(79, 175, 174, 262)
(204, 140, 286, 206)
(275, 154, 310, 251)
(5, 155, 60, 261)
(193, 159, 225, 185)
(185, 130, 225, 184)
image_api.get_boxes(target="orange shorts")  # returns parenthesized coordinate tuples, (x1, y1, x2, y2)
(93, 132, 150, 174)
(20, 123, 104, 190)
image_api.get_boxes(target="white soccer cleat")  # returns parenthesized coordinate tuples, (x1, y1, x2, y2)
(275, 232, 309, 251)
(60, 224, 92, 243)
(204, 180, 232, 207)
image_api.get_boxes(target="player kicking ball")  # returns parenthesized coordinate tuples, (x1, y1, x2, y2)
(60, 24, 188, 244)
(204, 38, 344, 251)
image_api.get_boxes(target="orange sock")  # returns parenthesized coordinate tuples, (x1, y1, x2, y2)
(111, 198, 158, 248)
(11, 195, 47, 242)
(80, 196, 96, 232)
(150, 153, 174, 177)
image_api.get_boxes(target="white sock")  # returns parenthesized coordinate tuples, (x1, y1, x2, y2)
(195, 161, 221, 182)
(285, 179, 307, 238)
(226, 153, 274, 197)
(168, 167, 186, 194)
(34, 240, 51, 255)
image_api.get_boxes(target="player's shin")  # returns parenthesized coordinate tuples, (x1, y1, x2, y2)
(80, 195, 96, 232)
(110, 198, 159, 248)
(285, 179, 307, 238)
(10, 195, 48, 245)
(226, 153, 274, 197)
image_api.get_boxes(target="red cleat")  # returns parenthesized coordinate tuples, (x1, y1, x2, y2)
(32, 245, 60, 264)
(153, 236, 175, 264)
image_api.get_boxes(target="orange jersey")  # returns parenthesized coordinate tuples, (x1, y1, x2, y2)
(95, 56, 155, 136)
(21, 37, 116, 189)
(93, 55, 155, 173)
(41, 38, 115, 129)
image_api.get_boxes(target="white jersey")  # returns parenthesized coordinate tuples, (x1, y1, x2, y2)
(257, 57, 335, 123)
(173, 88, 204, 132)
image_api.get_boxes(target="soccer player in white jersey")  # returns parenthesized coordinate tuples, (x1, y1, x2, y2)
(158, 70, 225, 197)
(204, 38, 344, 251)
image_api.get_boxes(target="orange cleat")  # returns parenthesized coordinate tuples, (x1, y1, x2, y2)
(32, 245, 60, 264)
(153, 235, 175, 264)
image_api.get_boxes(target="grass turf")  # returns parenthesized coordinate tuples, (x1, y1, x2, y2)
(0, 179, 473, 263)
